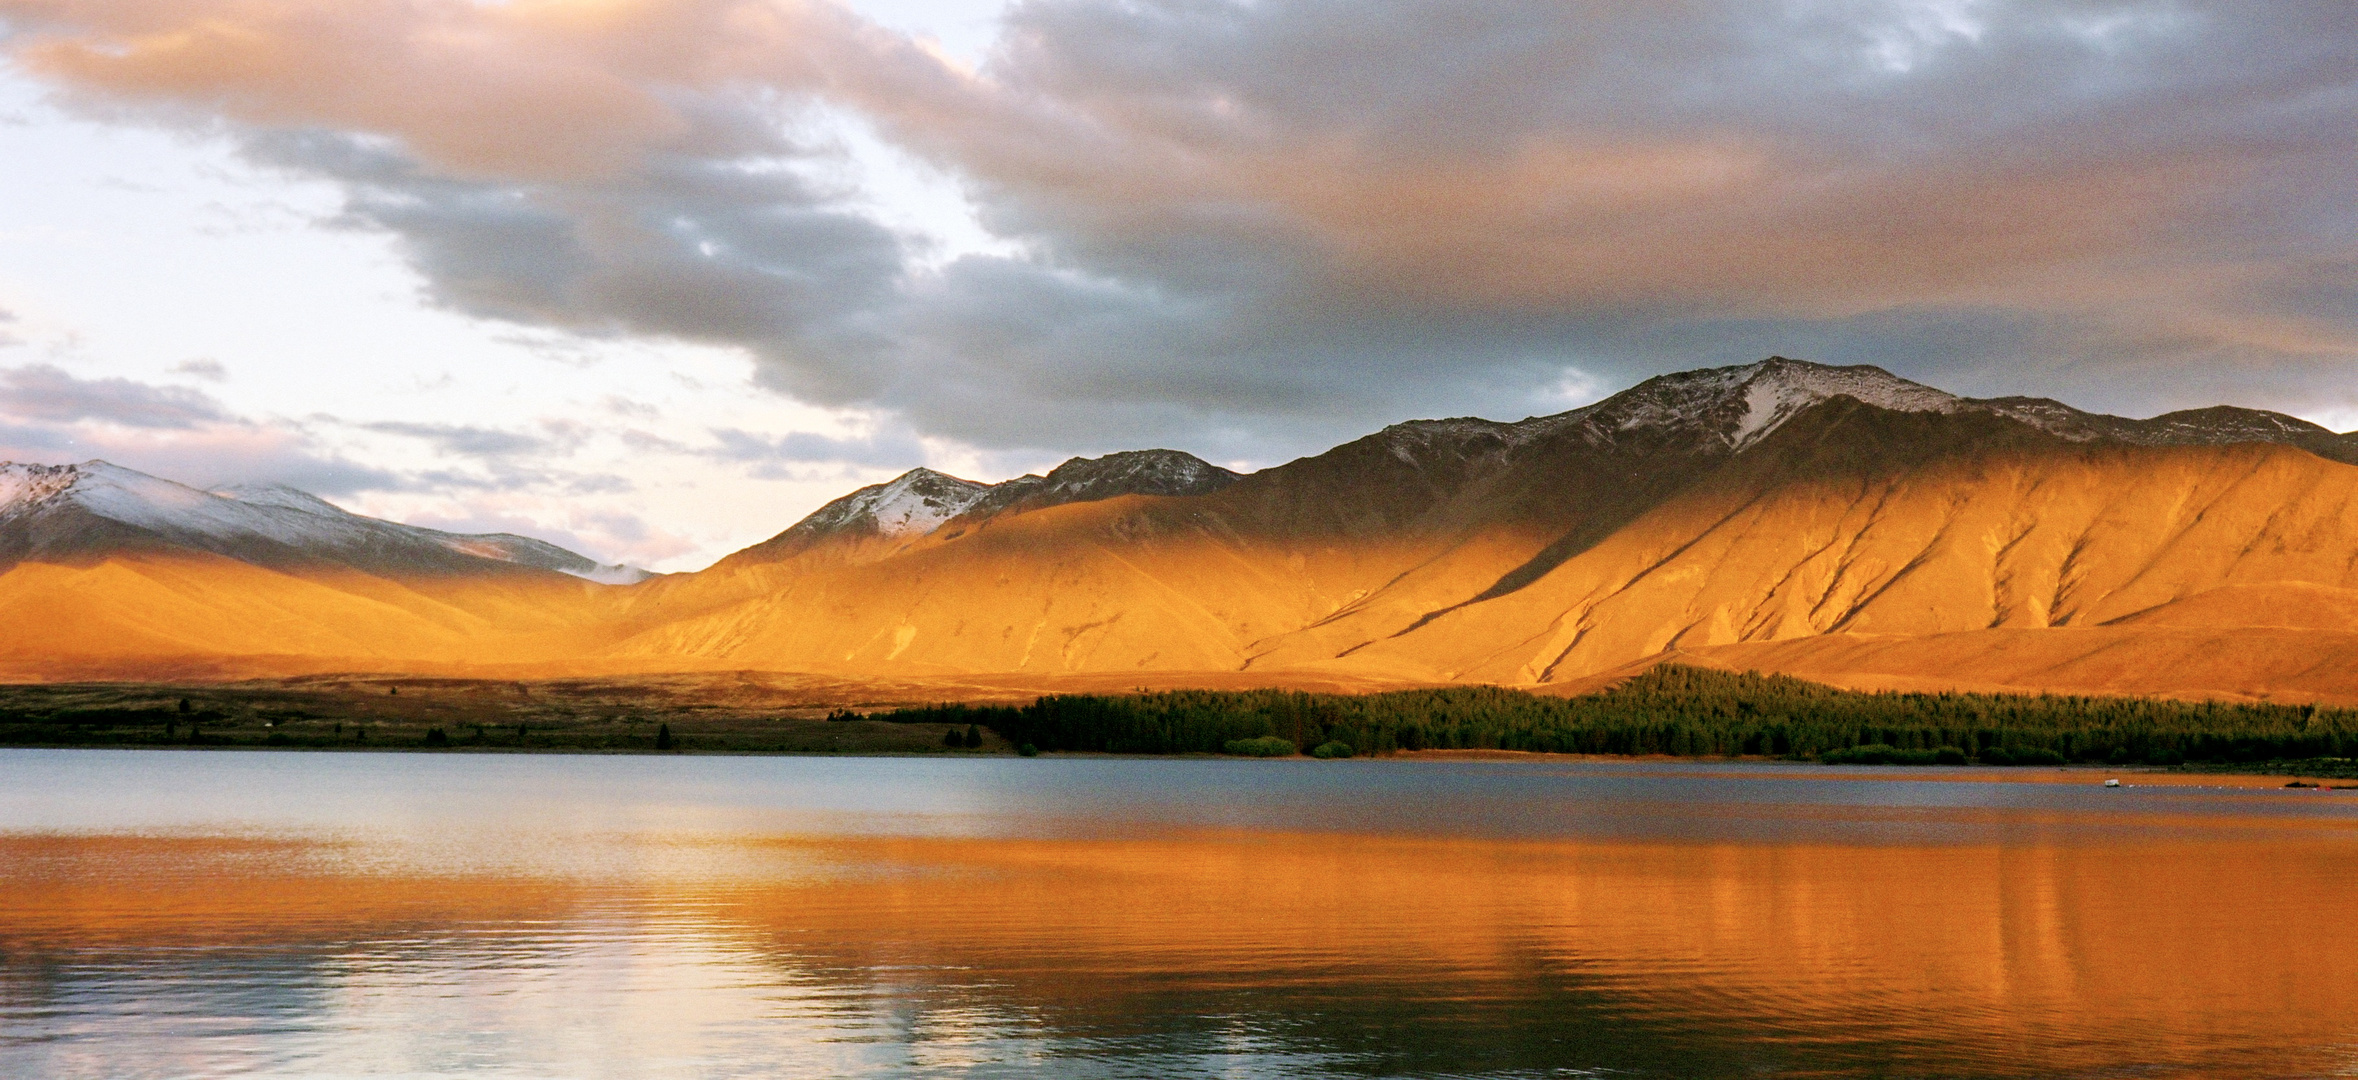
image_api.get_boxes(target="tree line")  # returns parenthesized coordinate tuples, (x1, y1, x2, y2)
(877, 665, 2358, 766)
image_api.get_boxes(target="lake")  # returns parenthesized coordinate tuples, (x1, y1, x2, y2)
(2, 750, 2354, 1078)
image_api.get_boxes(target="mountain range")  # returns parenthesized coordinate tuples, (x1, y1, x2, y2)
(9, 357, 2358, 702)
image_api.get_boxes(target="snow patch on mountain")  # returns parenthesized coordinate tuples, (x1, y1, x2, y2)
(1980, 399, 2341, 449)
(211, 482, 354, 517)
(560, 561, 656, 586)
(1726, 360, 1963, 447)
(27, 462, 366, 549)
(795, 468, 992, 539)
(964, 450, 1239, 520)
(773, 451, 1238, 551)
(1477, 357, 2352, 463)
(0, 461, 649, 583)
(1554, 357, 1964, 450)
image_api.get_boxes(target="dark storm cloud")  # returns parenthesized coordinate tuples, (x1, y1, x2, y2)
(857, 0, 2358, 428)
(5, 0, 2354, 459)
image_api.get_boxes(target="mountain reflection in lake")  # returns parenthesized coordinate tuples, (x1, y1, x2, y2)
(2, 752, 2354, 1079)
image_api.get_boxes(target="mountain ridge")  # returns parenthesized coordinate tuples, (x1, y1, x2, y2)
(8, 357, 2358, 704)
(0, 460, 648, 584)
(719, 448, 1238, 569)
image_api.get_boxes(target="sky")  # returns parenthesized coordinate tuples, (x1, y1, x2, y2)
(0, 0, 2352, 571)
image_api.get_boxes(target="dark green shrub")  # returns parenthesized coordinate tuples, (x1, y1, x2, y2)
(944, 727, 964, 748)
(1018, 743, 1039, 757)
(1224, 736, 1296, 757)
(1311, 741, 1354, 759)
(963, 723, 982, 749)
(423, 728, 448, 747)
(1822, 743, 1899, 765)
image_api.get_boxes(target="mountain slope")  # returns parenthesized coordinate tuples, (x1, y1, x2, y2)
(596, 359, 2358, 700)
(10, 359, 2358, 702)
(717, 449, 1237, 571)
(1300, 404, 2358, 683)
(0, 461, 649, 583)
(0, 460, 652, 675)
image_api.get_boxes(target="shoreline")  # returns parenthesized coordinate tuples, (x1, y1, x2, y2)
(3, 741, 2354, 788)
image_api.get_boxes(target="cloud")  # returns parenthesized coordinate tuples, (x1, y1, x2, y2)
(170, 357, 229, 380)
(0, 414, 401, 495)
(361, 419, 551, 458)
(0, 362, 234, 428)
(0, 0, 861, 180)
(849, 0, 2358, 422)
(390, 504, 694, 567)
(709, 423, 927, 469)
(2, 0, 2354, 460)
(0, 365, 398, 494)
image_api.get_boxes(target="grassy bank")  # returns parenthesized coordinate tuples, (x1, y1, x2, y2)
(881, 666, 2358, 770)
(0, 678, 999, 754)
(10, 666, 2356, 773)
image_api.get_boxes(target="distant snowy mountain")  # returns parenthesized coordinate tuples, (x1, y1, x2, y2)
(13, 357, 2358, 690)
(957, 450, 1240, 523)
(728, 358, 2356, 572)
(1364, 357, 2358, 467)
(0, 461, 649, 583)
(728, 449, 1239, 566)
(783, 468, 996, 542)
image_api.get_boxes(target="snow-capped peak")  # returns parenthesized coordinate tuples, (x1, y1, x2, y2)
(0, 460, 648, 583)
(765, 452, 1238, 557)
(3, 461, 308, 541)
(961, 450, 1239, 520)
(1723, 359, 1963, 447)
(796, 468, 993, 539)
(1361, 359, 1968, 465)
(1570, 358, 1964, 450)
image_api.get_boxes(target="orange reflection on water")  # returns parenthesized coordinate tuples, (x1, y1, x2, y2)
(0, 835, 595, 948)
(697, 830, 2358, 1072)
(5, 827, 2356, 1076)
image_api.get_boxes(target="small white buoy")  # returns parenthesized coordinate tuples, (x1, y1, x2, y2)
(2104, 778, 2121, 787)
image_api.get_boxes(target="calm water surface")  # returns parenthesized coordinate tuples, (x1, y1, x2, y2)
(3, 750, 2355, 1078)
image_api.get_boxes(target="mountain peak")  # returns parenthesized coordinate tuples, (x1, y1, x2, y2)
(742, 450, 1241, 567)
(0, 460, 91, 515)
(0, 459, 645, 583)
(821, 467, 995, 539)
(1566, 358, 1964, 450)
(964, 449, 1239, 521)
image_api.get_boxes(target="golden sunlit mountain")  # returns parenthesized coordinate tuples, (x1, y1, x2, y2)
(11, 358, 2358, 701)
